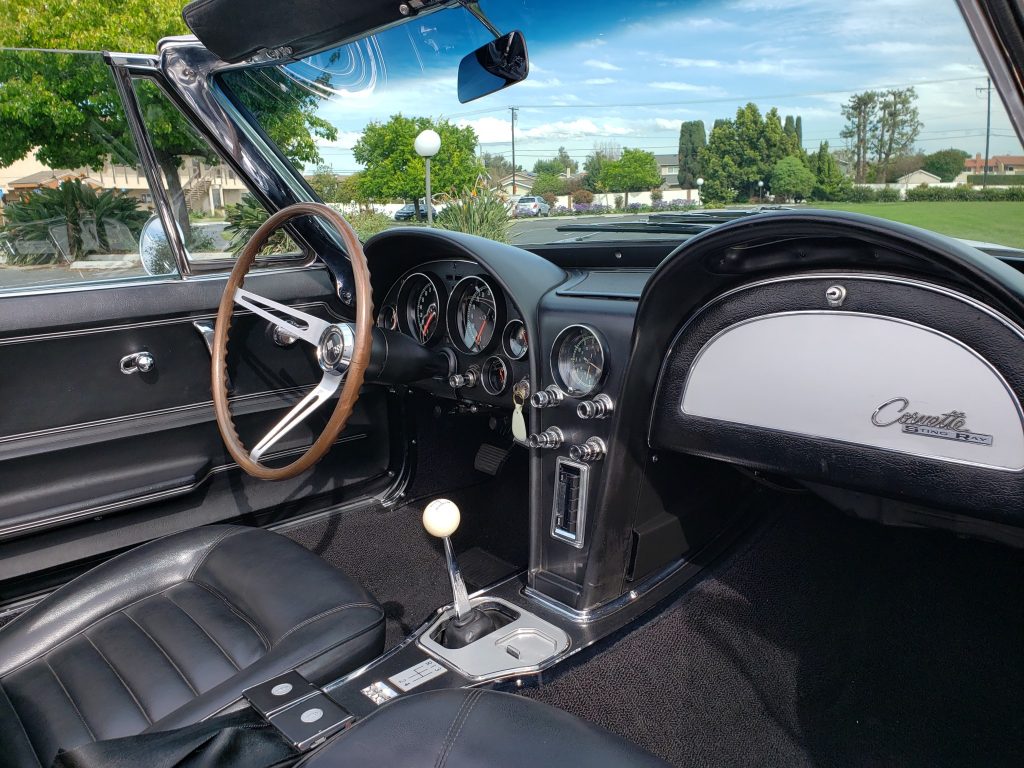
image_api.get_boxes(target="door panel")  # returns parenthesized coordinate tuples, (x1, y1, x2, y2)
(0, 267, 397, 596)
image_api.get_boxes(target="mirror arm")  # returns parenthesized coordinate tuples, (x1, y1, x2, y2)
(458, 0, 505, 38)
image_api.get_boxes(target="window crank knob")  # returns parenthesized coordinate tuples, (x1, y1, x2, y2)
(135, 352, 155, 373)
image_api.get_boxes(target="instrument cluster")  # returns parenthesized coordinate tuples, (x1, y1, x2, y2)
(377, 260, 529, 402)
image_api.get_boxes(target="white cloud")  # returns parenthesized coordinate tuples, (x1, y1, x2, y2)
(519, 77, 564, 89)
(584, 78, 617, 85)
(585, 59, 622, 71)
(577, 38, 607, 49)
(660, 57, 722, 69)
(317, 131, 364, 149)
(649, 81, 725, 95)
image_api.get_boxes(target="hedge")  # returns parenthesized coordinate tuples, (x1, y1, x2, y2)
(966, 175, 1024, 186)
(905, 185, 1024, 202)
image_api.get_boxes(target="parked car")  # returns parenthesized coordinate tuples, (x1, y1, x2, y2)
(514, 195, 550, 217)
(0, 1, 1022, 767)
(393, 203, 437, 221)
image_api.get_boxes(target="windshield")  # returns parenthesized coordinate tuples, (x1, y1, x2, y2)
(220, 0, 1023, 249)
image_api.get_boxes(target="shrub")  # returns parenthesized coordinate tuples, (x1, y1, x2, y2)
(589, 204, 612, 214)
(877, 186, 901, 202)
(225, 195, 297, 254)
(541, 192, 557, 207)
(435, 187, 512, 243)
(614, 195, 624, 210)
(572, 189, 594, 206)
(848, 186, 878, 203)
(551, 205, 571, 217)
(650, 187, 663, 202)
(346, 210, 395, 241)
(626, 202, 648, 213)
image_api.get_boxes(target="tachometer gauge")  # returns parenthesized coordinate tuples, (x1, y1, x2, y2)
(397, 273, 445, 345)
(377, 305, 399, 331)
(551, 325, 607, 397)
(481, 356, 509, 395)
(502, 319, 528, 360)
(447, 275, 503, 355)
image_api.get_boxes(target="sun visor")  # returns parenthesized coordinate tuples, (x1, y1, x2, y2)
(182, 0, 455, 63)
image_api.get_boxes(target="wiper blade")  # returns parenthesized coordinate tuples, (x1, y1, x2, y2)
(554, 207, 793, 236)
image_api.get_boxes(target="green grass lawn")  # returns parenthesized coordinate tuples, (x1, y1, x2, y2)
(808, 202, 1024, 249)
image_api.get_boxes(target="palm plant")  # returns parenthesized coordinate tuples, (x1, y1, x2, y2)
(1, 180, 148, 264)
(435, 186, 512, 243)
(223, 195, 297, 255)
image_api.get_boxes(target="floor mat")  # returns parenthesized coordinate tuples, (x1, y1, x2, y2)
(520, 496, 1024, 767)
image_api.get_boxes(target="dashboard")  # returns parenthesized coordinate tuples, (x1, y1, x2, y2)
(375, 259, 533, 407)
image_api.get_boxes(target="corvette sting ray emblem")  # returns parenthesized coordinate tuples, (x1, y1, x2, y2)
(871, 397, 994, 446)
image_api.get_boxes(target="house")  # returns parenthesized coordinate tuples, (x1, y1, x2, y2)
(964, 153, 1024, 175)
(896, 169, 942, 186)
(495, 172, 536, 195)
(654, 153, 680, 189)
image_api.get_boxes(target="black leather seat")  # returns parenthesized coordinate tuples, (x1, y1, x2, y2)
(0, 525, 384, 768)
(303, 688, 670, 767)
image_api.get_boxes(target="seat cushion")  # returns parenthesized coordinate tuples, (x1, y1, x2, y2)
(0, 525, 384, 768)
(302, 689, 670, 767)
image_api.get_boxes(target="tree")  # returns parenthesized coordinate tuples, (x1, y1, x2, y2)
(599, 148, 662, 205)
(872, 88, 921, 182)
(809, 141, 852, 201)
(795, 116, 803, 146)
(480, 152, 517, 185)
(841, 91, 879, 183)
(784, 115, 796, 141)
(0, 0, 336, 240)
(771, 156, 815, 201)
(531, 173, 567, 198)
(307, 165, 366, 204)
(353, 115, 482, 212)
(698, 103, 802, 203)
(583, 142, 621, 192)
(677, 120, 706, 188)
(533, 146, 578, 177)
(924, 148, 970, 182)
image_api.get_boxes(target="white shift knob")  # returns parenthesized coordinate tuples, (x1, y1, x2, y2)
(423, 498, 461, 538)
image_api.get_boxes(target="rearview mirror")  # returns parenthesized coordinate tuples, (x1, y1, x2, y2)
(457, 30, 529, 104)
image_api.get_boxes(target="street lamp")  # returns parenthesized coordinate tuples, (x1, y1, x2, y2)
(696, 177, 704, 206)
(757, 179, 764, 202)
(414, 129, 442, 225)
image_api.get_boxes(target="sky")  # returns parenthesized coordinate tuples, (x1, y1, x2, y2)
(278, 0, 1023, 175)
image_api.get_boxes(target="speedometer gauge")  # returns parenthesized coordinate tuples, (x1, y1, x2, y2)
(551, 325, 607, 397)
(397, 273, 445, 345)
(447, 275, 504, 355)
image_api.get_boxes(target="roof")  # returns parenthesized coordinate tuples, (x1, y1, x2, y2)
(964, 154, 1024, 170)
(654, 154, 679, 166)
(9, 169, 83, 187)
(896, 169, 941, 183)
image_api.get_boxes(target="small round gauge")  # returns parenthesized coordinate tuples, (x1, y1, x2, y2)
(447, 275, 503, 355)
(481, 356, 509, 395)
(551, 325, 607, 397)
(398, 273, 445, 345)
(502, 319, 528, 360)
(377, 305, 399, 331)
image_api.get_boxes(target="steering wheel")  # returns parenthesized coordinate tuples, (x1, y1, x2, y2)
(211, 202, 372, 480)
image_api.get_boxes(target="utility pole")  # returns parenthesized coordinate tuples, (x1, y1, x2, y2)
(976, 77, 992, 188)
(510, 106, 518, 195)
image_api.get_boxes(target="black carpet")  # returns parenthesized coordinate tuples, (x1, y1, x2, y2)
(521, 496, 1024, 767)
(283, 444, 529, 650)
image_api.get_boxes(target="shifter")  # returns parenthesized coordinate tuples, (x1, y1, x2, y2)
(422, 499, 497, 648)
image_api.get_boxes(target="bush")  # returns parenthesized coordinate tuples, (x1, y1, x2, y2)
(551, 205, 571, 216)
(572, 189, 594, 205)
(877, 186, 901, 202)
(614, 195, 624, 210)
(435, 187, 512, 243)
(966, 174, 1024, 186)
(541, 192, 557, 207)
(848, 186, 878, 203)
(347, 210, 395, 241)
(650, 187, 663, 202)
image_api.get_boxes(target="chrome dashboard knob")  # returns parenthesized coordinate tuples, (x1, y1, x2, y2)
(576, 394, 614, 420)
(569, 437, 607, 462)
(448, 368, 478, 389)
(530, 385, 564, 409)
(527, 427, 564, 450)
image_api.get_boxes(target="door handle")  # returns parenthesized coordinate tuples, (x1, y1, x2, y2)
(193, 320, 233, 392)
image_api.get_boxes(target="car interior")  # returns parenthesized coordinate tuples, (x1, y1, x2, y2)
(0, 0, 1023, 766)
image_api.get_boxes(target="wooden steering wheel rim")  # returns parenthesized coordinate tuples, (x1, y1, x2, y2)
(211, 202, 373, 481)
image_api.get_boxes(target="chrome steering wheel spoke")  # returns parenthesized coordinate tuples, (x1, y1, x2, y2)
(234, 287, 331, 347)
(249, 372, 343, 461)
